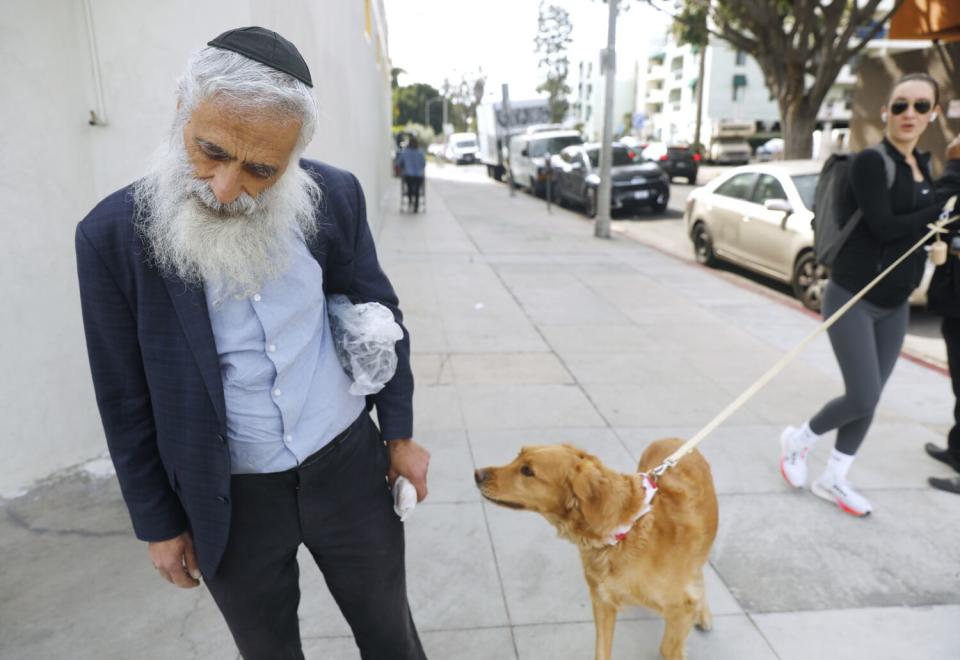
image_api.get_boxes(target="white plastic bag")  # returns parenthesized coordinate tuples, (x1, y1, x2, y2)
(327, 294, 404, 396)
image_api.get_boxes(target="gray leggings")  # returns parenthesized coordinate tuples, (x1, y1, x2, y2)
(808, 281, 909, 455)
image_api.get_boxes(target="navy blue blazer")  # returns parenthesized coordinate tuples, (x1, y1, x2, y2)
(75, 160, 413, 576)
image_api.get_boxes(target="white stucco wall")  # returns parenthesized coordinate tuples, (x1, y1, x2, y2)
(0, 0, 393, 496)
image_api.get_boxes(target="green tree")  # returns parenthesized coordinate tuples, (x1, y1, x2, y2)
(390, 67, 406, 90)
(393, 82, 442, 133)
(449, 71, 487, 132)
(535, 2, 574, 123)
(654, 0, 904, 158)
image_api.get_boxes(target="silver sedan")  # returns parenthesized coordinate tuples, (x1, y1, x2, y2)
(683, 161, 931, 311)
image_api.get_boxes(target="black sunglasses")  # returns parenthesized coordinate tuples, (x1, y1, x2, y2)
(890, 99, 933, 115)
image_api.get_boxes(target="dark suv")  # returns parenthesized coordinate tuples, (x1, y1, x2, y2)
(642, 143, 700, 184)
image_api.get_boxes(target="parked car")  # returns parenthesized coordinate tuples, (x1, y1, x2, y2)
(684, 161, 932, 311)
(755, 138, 784, 162)
(444, 132, 480, 164)
(618, 135, 648, 151)
(426, 142, 445, 158)
(641, 142, 700, 183)
(508, 130, 584, 196)
(550, 143, 670, 217)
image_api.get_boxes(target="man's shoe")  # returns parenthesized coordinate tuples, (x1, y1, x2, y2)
(924, 443, 960, 474)
(811, 475, 872, 517)
(779, 426, 811, 488)
(929, 476, 960, 495)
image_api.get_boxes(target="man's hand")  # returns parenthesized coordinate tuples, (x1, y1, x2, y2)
(947, 134, 960, 161)
(387, 439, 430, 502)
(148, 532, 201, 588)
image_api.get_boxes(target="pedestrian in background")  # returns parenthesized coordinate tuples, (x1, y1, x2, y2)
(926, 137, 960, 495)
(398, 135, 426, 212)
(779, 73, 944, 517)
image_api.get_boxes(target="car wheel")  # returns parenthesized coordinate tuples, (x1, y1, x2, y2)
(687, 172, 697, 184)
(586, 187, 598, 218)
(792, 252, 828, 311)
(692, 222, 717, 266)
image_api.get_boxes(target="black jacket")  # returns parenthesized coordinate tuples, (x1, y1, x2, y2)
(831, 138, 940, 308)
(75, 160, 413, 577)
(928, 159, 960, 318)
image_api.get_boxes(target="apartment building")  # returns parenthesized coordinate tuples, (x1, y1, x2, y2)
(638, 2, 931, 149)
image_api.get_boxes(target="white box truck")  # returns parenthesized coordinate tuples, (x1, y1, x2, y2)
(708, 119, 755, 165)
(476, 99, 552, 180)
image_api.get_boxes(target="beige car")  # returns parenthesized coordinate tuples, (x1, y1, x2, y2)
(684, 160, 932, 311)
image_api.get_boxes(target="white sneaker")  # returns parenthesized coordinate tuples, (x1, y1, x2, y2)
(811, 474, 872, 517)
(780, 426, 811, 488)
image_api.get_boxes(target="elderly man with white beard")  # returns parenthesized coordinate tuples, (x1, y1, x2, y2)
(75, 27, 429, 660)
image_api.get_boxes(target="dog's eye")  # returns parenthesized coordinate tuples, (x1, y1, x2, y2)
(520, 465, 535, 477)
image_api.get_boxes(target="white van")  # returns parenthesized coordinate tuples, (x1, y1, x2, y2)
(444, 133, 480, 164)
(508, 130, 583, 195)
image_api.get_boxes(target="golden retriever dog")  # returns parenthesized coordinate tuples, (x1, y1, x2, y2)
(474, 438, 718, 660)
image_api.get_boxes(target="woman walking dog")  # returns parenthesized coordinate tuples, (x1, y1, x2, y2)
(779, 73, 948, 516)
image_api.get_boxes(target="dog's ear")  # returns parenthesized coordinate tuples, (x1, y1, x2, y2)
(567, 458, 612, 532)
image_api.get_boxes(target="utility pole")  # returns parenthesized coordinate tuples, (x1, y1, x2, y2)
(692, 41, 707, 153)
(693, 0, 710, 157)
(594, 0, 617, 239)
(502, 83, 515, 197)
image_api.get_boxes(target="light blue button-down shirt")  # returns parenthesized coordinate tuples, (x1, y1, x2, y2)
(205, 231, 366, 474)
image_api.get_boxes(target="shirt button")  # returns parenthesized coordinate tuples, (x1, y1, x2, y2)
(268, 344, 277, 353)
(253, 294, 262, 302)
(284, 434, 293, 443)
(216, 496, 229, 504)
(216, 434, 225, 444)
(273, 388, 282, 397)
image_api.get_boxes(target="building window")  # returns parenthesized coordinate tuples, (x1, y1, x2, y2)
(732, 74, 747, 102)
(735, 49, 746, 66)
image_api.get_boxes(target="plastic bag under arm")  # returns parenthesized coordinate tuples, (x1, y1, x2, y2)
(327, 294, 404, 396)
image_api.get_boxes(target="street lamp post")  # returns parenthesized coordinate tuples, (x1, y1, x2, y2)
(594, 0, 618, 239)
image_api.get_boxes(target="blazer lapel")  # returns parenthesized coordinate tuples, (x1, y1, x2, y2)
(162, 276, 227, 428)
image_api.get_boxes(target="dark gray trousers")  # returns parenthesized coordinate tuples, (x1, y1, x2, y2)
(203, 413, 426, 660)
(809, 281, 909, 455)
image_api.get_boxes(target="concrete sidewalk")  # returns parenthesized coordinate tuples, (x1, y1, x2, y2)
(3, 163, 960, 659)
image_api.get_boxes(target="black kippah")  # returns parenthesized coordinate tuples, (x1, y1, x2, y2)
(208, 26, 313, 88)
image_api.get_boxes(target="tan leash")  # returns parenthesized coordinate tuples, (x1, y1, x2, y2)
(649, 197, 960, 481)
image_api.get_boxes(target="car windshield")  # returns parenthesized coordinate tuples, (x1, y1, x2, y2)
(791, 174, 818, 211)
(529, 135, 583, 157)
(456, 139, 477, 149)
(586, 147, 636, 167)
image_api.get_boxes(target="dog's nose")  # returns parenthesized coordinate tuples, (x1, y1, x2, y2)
(474, 468, 489, 485)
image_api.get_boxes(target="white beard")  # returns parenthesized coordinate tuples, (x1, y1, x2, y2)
(133, 130, 322, 305)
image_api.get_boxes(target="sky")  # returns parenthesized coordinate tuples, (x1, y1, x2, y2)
(383, 0, 671, 101)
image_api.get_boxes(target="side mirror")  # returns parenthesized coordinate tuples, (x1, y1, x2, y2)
(764, 198, 792, 213)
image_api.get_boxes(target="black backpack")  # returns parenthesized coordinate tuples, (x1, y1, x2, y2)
(812, 144, 896, 267)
